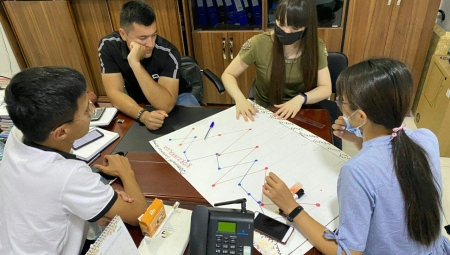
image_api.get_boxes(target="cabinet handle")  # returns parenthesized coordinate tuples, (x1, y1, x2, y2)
(387, 0, 392, 5)
(397, 0, 401, 5)
(229, 38, 234, 60)
(222, 38, 226, 60)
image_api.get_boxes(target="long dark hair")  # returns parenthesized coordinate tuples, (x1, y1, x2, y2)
(269, 0, 318, 105)
(336, 58, 441, 246)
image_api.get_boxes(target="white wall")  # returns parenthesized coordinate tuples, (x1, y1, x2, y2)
(438, 0, 450, 31)
(0, 22, 20, 78)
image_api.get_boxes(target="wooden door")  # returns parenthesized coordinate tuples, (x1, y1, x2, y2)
(4, 1, 94, 91)
(343, 0, 394, 66)
(385, 0, 441, 95)
(228, 31, 260, 101)
(71, 0, 114, 99)
(107, 0, 184, 55)
(415, 58, 450, 133)
(192, 31, 232, 104)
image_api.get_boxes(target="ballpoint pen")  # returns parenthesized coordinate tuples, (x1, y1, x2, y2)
(154, 201, 180, 237)
(204, 121, 214, 140)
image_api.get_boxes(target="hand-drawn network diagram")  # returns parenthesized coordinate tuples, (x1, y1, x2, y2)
(151, 107, 348, 254)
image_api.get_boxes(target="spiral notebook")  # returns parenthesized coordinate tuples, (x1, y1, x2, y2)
(86, 215, 139, 255)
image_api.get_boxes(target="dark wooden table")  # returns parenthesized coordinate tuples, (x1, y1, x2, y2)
(97, 105, 332, 255)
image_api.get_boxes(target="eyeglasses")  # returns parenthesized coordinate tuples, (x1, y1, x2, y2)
(51, 100, 96, 132)
(334, 96, 352, 109)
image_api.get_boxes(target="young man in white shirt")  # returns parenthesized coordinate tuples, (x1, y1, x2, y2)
(0, 67, 147, 254)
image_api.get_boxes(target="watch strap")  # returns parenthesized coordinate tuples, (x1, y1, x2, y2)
(298, 92, 307, 104)
(287, 205, 304, 222)
(136, 109, 147, 124)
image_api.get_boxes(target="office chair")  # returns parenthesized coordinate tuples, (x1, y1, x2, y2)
(179, 56, 225, 104)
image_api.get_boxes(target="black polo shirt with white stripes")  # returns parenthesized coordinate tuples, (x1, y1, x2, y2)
(98, 31, 190, 104)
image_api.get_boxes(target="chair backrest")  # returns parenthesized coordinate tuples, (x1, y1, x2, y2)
(180, 56, 204, 102)
(327, 52, 348, 95)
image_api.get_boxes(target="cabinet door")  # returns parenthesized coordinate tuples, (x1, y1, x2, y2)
(343, 0, 394, 66)
(228, 31, 260, 101)
(107, 0, 184, 55)
(4, 1, 94, 91)
(192, 31, 232, 104)
(415, 59, 450, 133)
(385, 0, 441, 95)
(318, 28, 343, 53)
(71, 0, 114, 99)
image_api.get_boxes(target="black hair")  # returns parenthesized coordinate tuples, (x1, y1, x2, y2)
(270, 0, 318, 104)
(5, 66, 86, 143)
(120, 0, 156, 31)
(336, 58, 442, 246)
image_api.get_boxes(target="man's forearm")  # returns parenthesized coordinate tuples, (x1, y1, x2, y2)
(118, 171, 147, 225)
(108, 90, 144, 120)
(130, 63, 176, 112)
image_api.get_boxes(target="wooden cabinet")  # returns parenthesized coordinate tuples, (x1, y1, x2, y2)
(192, 31, 258, 104)
(343, 0, 441, 95)
(2, 1, 95, 92)
(414, 56, 450, 157)
(0, 0, 185, 102)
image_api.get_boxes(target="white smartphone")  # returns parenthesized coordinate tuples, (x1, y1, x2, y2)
(254, 212, 295, 244)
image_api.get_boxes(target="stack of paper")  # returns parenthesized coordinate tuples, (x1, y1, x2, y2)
(138, 205, 192, 255)
(73, 127, 119, 162)
(90, 107, 118, 126)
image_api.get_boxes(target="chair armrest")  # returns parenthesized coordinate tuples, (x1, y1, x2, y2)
(203, 69, 225, 94)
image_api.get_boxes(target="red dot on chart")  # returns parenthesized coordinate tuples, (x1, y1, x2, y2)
(192, 128, 195, 130)
(212, 184, 216, 187)
(316, 203, 321, 207)
(320, 189, 322, 192)
(249, 128, 252, 130)
(218, 154, 221, 156)
(218, 134, 222, 136)
(260, 203, 265, 206)
(256, 146, 259, 148)
(179, 144, 182, 146)
(265, 167, 268, 170)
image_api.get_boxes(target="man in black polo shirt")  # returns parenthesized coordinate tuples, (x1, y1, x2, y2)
(98, 1, 199, 130)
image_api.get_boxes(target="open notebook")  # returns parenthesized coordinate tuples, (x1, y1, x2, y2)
(72, 127, 119, 162)
(86, 215, 139, 255)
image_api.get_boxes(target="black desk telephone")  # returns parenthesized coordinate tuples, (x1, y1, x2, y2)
(189, 198, 254, 255)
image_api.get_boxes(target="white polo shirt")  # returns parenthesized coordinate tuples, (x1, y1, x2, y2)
(0, 127, 117, 255)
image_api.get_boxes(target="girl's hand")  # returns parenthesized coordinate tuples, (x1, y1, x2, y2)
(273, 95, 304, 120)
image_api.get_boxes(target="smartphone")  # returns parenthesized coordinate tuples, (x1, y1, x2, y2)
(72, 129, 104, 150)
(254, 212, 294, 244)
(90, 107, 105, 121)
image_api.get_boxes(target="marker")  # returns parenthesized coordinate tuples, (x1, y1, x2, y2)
(154, 201, 180, 237)
(293, 188, 305, 200)
(204, 121, 215, 140)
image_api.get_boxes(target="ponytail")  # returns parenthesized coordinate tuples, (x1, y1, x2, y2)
(391, 130, 441, 246)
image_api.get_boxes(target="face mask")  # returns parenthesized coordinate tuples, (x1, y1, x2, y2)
(343, 110, 366, 138)
(275, 25, 305, 45)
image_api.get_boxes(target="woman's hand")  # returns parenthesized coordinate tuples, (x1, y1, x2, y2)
(263, 172, 299, 215)
(235, 99, 259, 122)
(273, 95, 304, 120)
(332, 116, 361, 143)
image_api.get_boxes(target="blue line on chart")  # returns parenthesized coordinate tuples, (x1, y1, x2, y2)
(217, 160, 257, 170)
(185, 153, 218, 162)
(239, 160, 257, 183)
(238, 184, 264, 212)
(183, 136, 197, 154)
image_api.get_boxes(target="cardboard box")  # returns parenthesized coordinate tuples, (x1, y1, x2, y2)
(138, 198, 166, 237)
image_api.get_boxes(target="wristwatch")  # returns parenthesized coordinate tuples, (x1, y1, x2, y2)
(136, 109, 147, 124)
(298, 92, 308, 104)
(286, 205, 304, 222)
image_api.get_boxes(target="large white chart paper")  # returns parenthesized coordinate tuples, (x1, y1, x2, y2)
(150, 105, 350, 254)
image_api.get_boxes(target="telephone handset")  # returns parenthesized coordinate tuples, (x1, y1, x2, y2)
(189, 198, 254, 255)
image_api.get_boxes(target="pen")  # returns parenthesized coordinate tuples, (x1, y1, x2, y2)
(204, 121, 214, 140)
(154, 201, 180, 237)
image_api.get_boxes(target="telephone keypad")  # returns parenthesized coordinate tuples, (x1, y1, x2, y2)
(216, 235, 239, 254)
